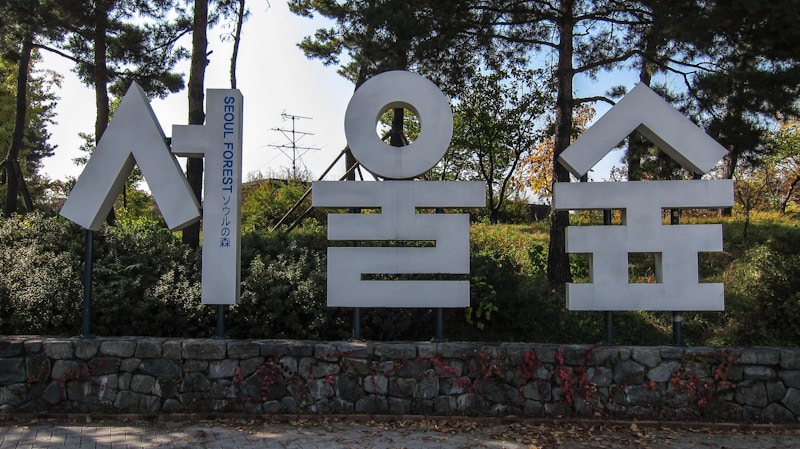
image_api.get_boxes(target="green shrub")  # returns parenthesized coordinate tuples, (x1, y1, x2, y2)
(241, 179, 324, 233)
(3, 212, 800, 346)
(0, 214, 211, 337)
(229, 226, 349, 340)
(469, 197, 538, 224)
(90, 217, 210, 337)
(454, 249, 525, 339)
(0, 213, 84, 335)
(718, 244, 800, 346)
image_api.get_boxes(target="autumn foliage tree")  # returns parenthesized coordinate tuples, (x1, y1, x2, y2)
(733, 160, 772, 242)
(765, 121, 800, 215)
(515, 104, 595, 202)
(451, 69, 548, 223)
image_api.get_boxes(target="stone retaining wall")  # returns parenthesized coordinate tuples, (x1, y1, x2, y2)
(1, 337, 799, 422)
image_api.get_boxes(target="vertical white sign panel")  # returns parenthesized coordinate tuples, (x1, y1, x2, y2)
(173, 90, 243, 305)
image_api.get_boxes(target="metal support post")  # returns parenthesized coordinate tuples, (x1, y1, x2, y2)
(81, 229, 93, 339)
(669, 208, 682, 345)
(670, 209, 680, 225)
(605, 311, 614, 345)
(352, 308, 361, 340)
(351, 232, 362, 341)
(433, 308, 445, 342)
(672, 312, 683, 346)
(603, 209, 613, 344)
(214, 305, 226, 339)
(432, 208, 447, 342)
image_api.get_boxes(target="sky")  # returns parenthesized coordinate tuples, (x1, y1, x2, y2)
(41, 1, 354, 183)
(39, 2, 643, 187)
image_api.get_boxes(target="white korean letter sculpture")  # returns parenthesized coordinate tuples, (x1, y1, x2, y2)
(60, 83, 200, 231)
(60, 83, 243, 305)
(553, 83, 734, 311)
(313, 71, 485, 307)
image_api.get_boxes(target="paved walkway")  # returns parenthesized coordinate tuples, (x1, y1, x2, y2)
(0, 417, 798, 448)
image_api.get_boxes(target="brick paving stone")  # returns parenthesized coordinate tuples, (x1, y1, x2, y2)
(0, 419, 797, 448)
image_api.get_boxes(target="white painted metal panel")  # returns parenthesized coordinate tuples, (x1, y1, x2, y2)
(173, 90, 243, 305)
(60, 83, 200, 231)
(558, 83, 728, 178)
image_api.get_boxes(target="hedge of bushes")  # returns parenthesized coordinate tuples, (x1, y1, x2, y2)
(0, 212, 798, 346)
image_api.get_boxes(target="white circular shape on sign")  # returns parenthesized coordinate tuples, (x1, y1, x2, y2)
(344, 71, 453, 179)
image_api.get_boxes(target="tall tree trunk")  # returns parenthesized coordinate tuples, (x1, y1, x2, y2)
(229, 0, 246, 89)
(94, 0, 115, 225)
(489, 190, 499, 224)
(719, 148, 737, 216)
(347, 61, 372, 181)
(94, 2, 110, 142)
(547, 0, 575, 286)
(780, 176, 800, 214)
(485, 157, 497, 224)
(627, 134, 647, 181)
(3, 34, 33, 217)
(628, 36, 656, 182)
(183, 0, 209, 249)
(389, 107, 405, 148)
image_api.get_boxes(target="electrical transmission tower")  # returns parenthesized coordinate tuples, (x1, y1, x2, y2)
(269, 112, 320, 179)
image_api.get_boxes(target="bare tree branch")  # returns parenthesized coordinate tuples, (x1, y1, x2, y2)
(33, 44, 82, 64)
(575, 49, 640, 74)
(576, 95, 616, 106)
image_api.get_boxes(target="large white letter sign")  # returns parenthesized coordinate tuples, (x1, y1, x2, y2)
(554, 180, 732, 311)
(558, 83, 728, 177)
(344, 71, 453, 179)
(313, 71, 485, 308)
(60, 83, 200, 231)
(173, 89, 243, 305)
(314, 180, 485, 307)
(553, 83, 733, 312)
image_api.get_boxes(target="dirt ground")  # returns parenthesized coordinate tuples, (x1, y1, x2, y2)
(1, 416, 799, 449)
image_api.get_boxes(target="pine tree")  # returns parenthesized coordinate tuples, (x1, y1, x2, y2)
(685, 0, 800, 183)
(290, 0, 494, 180)
(0, 0, 65, 215)
(57, 0, 189, 142)
(484, 0, 646, 284)
(290, 0, 487, 91)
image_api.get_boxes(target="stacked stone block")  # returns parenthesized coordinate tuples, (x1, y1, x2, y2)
(0, 337, 799, 422)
